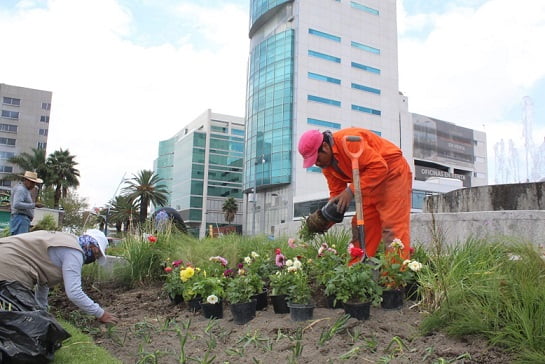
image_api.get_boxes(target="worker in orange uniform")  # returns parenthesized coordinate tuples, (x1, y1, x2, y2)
(298, 128, 413, 261)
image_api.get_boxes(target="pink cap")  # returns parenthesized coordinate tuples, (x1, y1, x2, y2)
(298, 130, 323, 168)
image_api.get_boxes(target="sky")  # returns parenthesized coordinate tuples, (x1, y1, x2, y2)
(0, 0, 544, 208)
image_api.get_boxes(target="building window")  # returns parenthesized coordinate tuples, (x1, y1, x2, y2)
(308, 72, 341, 85)
(350, 1, 379, 15)
(0, 165, 13, 173)
(351, 104, 381, 115)
(307, 118, 341, 129)
(37, 142, 47, 149)
(40, 115, 50, 123)
(351, 61, 380, 74)
(0, 151, 15, 160)
(308, 28, 341, 42)
(0, 124, 17, 133)
(308, 95, 341, 107)
(39, 129, 48, 136)
(0, 180, 10, 187)
(2, 97, 21, 106)
(351, 41, 380, 54)
(1, 110, 19, 119)
(351, 82, 381, 94)
(0, 137, 15, 146)
(41, 102, 51, 110)
(308, 50, 341, 63)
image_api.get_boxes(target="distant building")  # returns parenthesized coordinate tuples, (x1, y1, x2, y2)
(0, 83, 51, 192)
(412, 113, 487, 210)
(153, 110, 245, 237)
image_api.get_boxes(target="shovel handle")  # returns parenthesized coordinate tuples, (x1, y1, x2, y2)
(342, 136, 364, 170)
(342, 135, 365, 254)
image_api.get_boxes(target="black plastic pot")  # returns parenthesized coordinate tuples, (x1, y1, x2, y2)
(270, 295, 290, 314)
(230, 300, 257, 325)
(326, 295, 344, 309)
(201, 301, 223, 319)
(251, 289, 268, 311)
(187, 296, 202, 312)
(287, 302, 314, 321)
(321, 200, 345, 223)
(381, 289, 404, 310)
(343, 301, 371, 320)
(169, 294, 183, 305)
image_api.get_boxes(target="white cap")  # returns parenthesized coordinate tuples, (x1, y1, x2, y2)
(84, 229, 108, 266)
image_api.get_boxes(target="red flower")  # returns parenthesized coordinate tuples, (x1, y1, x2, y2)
(350, 247, 364, 258)
(172, 259, 183, 268)
(275, 248, 282, 255)
(164, 266, 172, 273)
(148, 235, 157, 243)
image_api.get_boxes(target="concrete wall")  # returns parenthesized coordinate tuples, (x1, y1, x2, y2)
(424, 182, 545, 213)
(273, 210, 545, 248)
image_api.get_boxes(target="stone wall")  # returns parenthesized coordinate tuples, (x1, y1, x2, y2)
(424, 182, 545, 213)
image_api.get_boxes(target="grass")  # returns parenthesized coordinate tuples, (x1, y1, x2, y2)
(74, 225, 545, 363)
(53, 318, 121, 363)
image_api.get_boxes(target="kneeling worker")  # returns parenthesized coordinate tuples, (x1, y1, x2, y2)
(0, 229, 118, 323)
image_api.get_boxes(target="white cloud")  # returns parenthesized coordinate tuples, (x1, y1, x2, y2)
(398, 0, 545, 182)
(0, 0, 249, 207)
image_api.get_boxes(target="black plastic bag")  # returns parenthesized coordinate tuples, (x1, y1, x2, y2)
(0, 281, 70, 363)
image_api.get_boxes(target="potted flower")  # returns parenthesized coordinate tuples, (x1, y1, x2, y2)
(285, 258, 314, 321)
(225, 272, 259, 324)
(324, 262, 382, 320)
(378, 238, 418, 309)
(190, 276, 225, 319)
(242, 252, 270, 310)
(162, 259, 186, 304)
(308, 243, 344, 308)
(179, 265, 204, 312)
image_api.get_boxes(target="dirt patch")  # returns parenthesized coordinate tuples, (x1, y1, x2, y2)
(51, 283, 510, 363)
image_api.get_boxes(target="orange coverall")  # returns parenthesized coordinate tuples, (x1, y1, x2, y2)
(322, 128, 412, 259)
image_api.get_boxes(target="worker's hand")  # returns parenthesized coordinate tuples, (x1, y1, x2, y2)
(98, 311, 119, 324)
(334, 188, 354, 213)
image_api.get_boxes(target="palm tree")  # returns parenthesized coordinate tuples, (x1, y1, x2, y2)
(122, 170, 168, 224)
(5, 147, 49, 187)
(108, 195, 138, 232)
(46, 149, 80, 208)
(222, 197, 238, 226)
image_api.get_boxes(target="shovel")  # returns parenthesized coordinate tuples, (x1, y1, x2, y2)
(342, 135, 367, 265)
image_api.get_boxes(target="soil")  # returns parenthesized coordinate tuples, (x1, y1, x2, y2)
(50, 282, 511, 364)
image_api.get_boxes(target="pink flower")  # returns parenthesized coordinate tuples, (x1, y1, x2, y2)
(275, 253, 285, 267)
(223, 269, 234, 278)
(172, 260, 183, 268)
(288, 238, 296, 248)
(209, 256, 228, 267)
(164, 267, 172, 273)
(237, 263, 244, 269)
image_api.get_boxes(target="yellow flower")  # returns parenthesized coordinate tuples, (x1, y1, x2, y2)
(180, 267, 195, 282)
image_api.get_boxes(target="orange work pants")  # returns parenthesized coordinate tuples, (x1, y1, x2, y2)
(351, 157, 412, 259)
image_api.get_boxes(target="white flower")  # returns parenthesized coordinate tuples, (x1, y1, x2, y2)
(390, 238, 404, 250)
(287, 266, 297, 272)
(244, 256, 252, 264)
(402, 259, 411, 266)
(251, 251, 259, 259)
(207, 295, 219, 304)
(285, 259, 294, 267)
(408, 260, 423, 272)
(293, 258, 302, 270)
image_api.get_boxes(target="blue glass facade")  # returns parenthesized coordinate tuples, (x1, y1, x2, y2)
(245, 29, 294, 191)
(250, 0, 293, 26)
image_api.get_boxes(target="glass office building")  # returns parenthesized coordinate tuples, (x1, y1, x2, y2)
(154, 110, 245, 237)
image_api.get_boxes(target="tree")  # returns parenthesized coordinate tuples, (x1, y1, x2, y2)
(122, 170, 168, 224)
(108, 195, 138, 232)
(6, 148, 48, 181)
(222, 197, 238, 226)
(46, 149, 80, 208)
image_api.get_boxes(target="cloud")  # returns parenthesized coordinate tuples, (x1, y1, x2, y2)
(0, 0, 249, 207)
(398, 0, 545, 181)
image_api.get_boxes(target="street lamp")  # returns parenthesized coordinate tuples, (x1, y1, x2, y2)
(251, 154, 265, 235)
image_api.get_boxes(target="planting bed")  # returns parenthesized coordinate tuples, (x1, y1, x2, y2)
(50, 282, 510, 363)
